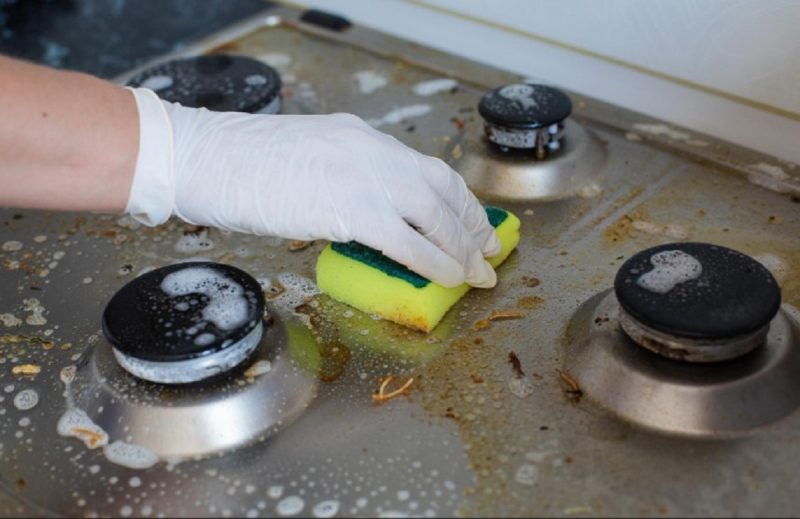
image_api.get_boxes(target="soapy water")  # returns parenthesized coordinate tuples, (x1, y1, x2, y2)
(412, 78, 458, 97)
(637, 250, 703, 294)
(354, 70, 388, 94)
(160, 267, 248, 331)
(367, 105, 432, 129)
(498, 84, 538, 110)
(13, 389, 38, 411)
(139, 75, 174, 91)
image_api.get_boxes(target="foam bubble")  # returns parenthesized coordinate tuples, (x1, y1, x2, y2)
(174, 230, 215, 253)
(498, 84, 538, 110)
(161, 267, 248, 331)
(140, 75, 173, 91)
(368, 105, 432, 128)
(412, 78, 458, 96)
(57, 408, 109, 449)
(637, 250, 702, 294)
(103, 440, 159, 469)
(354, 70, 388, 94)
(515, 463, 539, 485)
(276, 496, 305, 516)
(13, 389, 38, 410)
(312, 500, 340, 518)
(245, 74, 268, 86)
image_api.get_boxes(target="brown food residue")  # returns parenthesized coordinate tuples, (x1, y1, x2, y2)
(71, 427, 107, 448)
(289, 240, 312, 252)
(373, 375, 414, 405)
(557, 369, 583, 403)
(521, 275, 541, 288)
(508, 352, 525, 378)
(11, 364, 41, 376)
(517, 296, 544, 310)
(488, 309, 525, 321)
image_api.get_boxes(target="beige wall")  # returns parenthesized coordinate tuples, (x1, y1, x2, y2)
(300, 0, 800, 163)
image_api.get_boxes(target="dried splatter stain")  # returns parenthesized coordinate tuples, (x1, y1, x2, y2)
(508, 352, 525, 378)
(11, 364, 41, 376)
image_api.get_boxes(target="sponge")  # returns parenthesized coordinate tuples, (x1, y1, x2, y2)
(316, 207, 521, 332)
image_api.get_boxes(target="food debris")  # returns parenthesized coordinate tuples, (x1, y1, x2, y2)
(244, 360, 272, 382)
(473, 319, 491, 331)
(373, 375, 414, 405)
(288, 240, 312, 252)
(508, 352, 525, 378)
(0, 313, 22, 327)
(451, 143, 463, 159)
(557, 369, 583, 403)
(12, 364, 41, 376)
(71, 427, 108, 448)
(521, 275, 541, 288)
(489, 309, 525, 321)
(0, 334, 55, 350)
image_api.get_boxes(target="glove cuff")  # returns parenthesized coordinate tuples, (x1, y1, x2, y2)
(124, 87, 175, 226)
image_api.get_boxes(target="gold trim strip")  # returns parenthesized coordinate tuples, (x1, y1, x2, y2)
(405, 0, 800, 122)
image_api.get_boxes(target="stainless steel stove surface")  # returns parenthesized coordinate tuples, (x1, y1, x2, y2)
(2, 5, 800, 517)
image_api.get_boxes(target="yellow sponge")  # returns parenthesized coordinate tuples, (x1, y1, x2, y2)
(315, 207, 521, 332)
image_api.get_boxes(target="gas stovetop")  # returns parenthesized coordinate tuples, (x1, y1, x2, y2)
(2, 5, 800, 517)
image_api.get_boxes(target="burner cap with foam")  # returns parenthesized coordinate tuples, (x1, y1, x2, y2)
(103, 261, 266, 384)
(478, 83, 572, 158)
(614, 242, 781, 362)
(126, 54, 282, 114)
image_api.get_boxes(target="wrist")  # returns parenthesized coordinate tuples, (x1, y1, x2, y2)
(124, 87, 176, 226)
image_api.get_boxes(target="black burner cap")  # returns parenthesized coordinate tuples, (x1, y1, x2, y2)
(614, 243, 781, 340)
(478, 83, 572, 129)
(103, 262, 265, 362)
(127, 54, 282, 113)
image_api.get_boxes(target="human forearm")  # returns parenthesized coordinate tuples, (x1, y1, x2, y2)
(0, 55, 138, 212)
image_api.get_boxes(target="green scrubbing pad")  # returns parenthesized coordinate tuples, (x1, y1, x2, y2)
(315, 207, 521, 332)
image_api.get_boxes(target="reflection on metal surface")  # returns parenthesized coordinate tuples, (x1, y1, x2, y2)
(69, 312, 316, 459)
(457, 120, 607, 201)
(565, 290, 800, 438)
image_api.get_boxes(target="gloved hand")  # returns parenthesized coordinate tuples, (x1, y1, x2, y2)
(125, 88, 501, 288)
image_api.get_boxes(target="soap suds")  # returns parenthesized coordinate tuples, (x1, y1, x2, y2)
(367, 105, 432, 128)
(637, 250, 702, 294)
(354, 70, 388, 94)
(140, 75, 173, 91)
(498, 84, 538, 110)
(160, 267, 248, 331)
(412, 78, 458, 96)
(103, 441, 159, 470)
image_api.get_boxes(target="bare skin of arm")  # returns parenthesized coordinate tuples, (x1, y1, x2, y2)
(0, 55, 138, 212)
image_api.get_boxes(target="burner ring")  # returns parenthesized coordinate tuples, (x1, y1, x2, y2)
(126, 54, 282, 114)
(103, 261, 266, 383)
(618, 305, 769, 363)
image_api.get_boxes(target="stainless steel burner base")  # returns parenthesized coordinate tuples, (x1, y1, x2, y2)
(563, 290, 800, 438)
(456, 119, 607, 202)
(68, 313, 317, 459)
(618, 307, 769, 363)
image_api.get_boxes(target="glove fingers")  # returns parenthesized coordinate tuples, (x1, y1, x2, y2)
(414, 202, 497, 289)
(360, 218, 467, 288)
(418, 157, 501, 257)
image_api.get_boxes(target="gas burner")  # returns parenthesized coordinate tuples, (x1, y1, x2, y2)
(61, 261, 319, 459)
(103, 261, 266, 383)
(478, 83, 572, 159)
(457, 82, 606, 202)
(126, 54, 282, 114)
(564, 242, 800, 438)
(615, 243, 781, 362)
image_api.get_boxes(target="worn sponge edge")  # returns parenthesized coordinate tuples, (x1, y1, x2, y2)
(316, 207, 521, 332)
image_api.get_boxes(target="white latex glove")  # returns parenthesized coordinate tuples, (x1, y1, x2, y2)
(125, 88, 501, 288)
